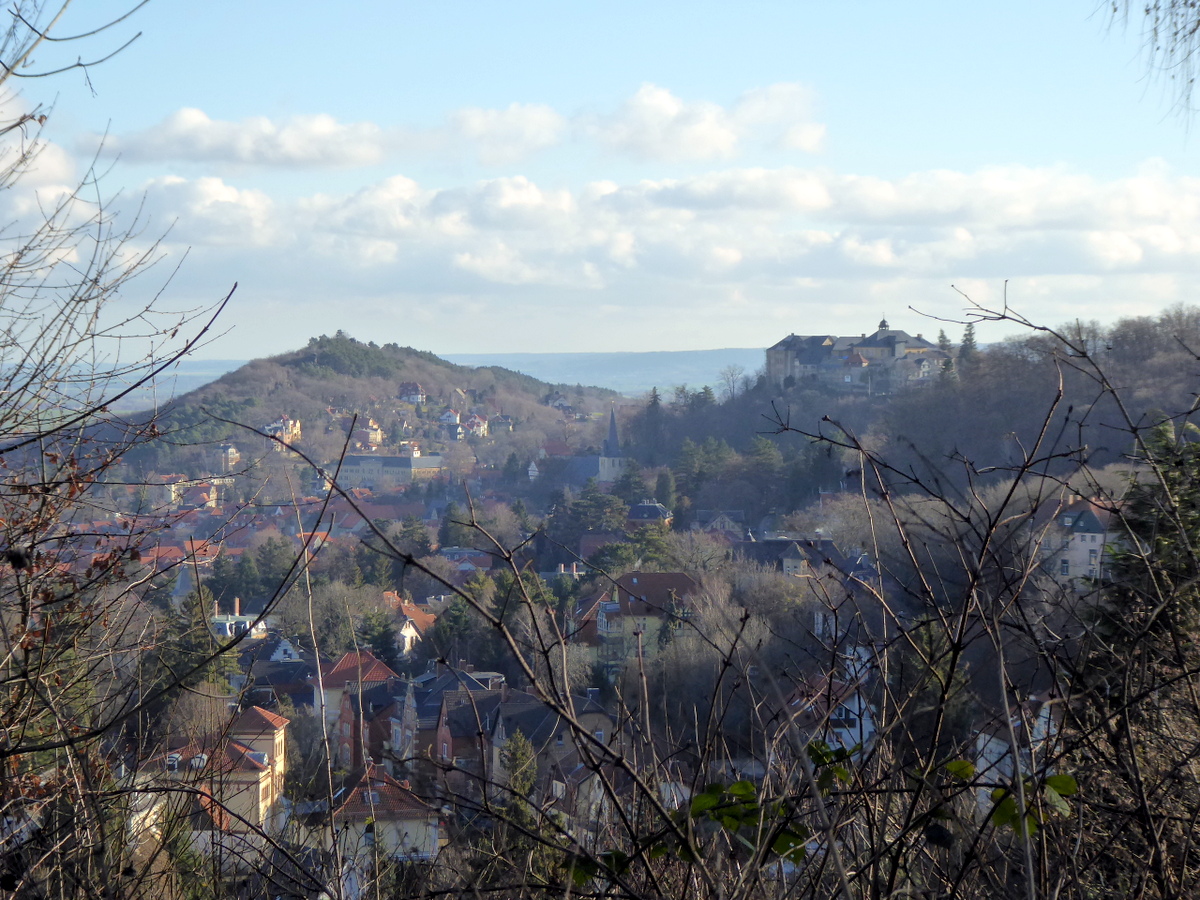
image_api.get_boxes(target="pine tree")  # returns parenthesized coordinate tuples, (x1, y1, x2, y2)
(959, 322, 978, 363)
(655, 469, 677, 511)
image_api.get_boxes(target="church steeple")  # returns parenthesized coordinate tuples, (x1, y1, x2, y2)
(603, 404, 621, 458)
(878, 316, 889, 331)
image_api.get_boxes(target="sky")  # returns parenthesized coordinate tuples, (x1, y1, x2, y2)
(13, 1, 1200, 359)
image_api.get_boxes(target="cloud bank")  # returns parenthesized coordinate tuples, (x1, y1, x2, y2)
(93, 83, 825, 168)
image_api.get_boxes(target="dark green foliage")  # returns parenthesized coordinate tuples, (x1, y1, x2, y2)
(438, 501, 476, 548)
(547, 479, 629, 557)
(611, 459, 648, 505)
(357, 608, 400, 670)
(395, 515, 433, 558)
(655, 469, 677, 511)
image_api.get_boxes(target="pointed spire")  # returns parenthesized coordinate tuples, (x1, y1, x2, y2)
(604, 404, 621, 458)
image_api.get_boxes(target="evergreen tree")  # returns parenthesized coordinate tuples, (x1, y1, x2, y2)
(611, 459, 647, 505)
(396, 515, 433, 558)
(937, 328, 957, 377)
(438, 500, 475, 548)
(959, 322, 978, 369)
(357, 609, 400, 670)
(233, 551, 261, 604)
(655, 469, 677, 512)
(255, 537, 297, 599)
(502, 451, 525, 485)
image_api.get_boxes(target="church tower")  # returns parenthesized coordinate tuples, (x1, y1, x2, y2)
(603, 404, 622, 458)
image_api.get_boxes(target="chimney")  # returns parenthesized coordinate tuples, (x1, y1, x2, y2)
(233, 595, 240, 617)
(214, 596, 220, 618)
(400, 779, 411, 789)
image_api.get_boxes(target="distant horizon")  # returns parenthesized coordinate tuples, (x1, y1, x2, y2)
(153, 346, 770, 402)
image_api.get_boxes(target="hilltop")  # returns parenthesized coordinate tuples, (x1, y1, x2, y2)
(122, 332, 621, 479)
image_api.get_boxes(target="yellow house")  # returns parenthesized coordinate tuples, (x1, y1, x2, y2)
(325, 763, 441, 861)
(141, 704, 290, 864)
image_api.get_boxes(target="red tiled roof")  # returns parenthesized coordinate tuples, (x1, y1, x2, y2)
(233, 705, 290, 733)
(323, 649, 399, 684)
(333, 763, 432, 820)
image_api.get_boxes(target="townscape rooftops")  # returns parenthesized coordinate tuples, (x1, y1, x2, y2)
(332, 763, 432, 820)
(323, 649, 400, 685)
(233, 704, 290, 734)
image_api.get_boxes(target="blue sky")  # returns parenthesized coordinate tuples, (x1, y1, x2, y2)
(18, 1, 1200, 358)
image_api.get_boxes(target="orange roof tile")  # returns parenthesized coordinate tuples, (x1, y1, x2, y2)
(323, 649, 399, 684)
(233, 705, 290, 733)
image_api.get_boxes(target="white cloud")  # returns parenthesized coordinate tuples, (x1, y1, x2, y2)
(583, 82, 826, 161)
(586, 84, 740, 161)
(450, 103, 566, 165)
(120, 159, 1200, 355)
(97, 82, 826, 170)
(105, 108, 389, 167)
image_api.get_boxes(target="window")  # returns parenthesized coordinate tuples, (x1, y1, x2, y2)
(441, 741, 448, 759)
(1060, 559, 1070, 576)
(363, 790, 380, 804)
(556, 733, 564, 746)
(1089, 549, 1098, 563)
(594, 729, 605, 743)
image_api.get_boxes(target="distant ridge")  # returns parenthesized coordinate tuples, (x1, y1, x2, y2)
(442, 348, 764, 396)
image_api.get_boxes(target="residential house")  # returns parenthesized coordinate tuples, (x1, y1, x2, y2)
(463, 413, 489, 438)
(398, 382, 426, 404)
(263, 416, 302, 451)
(595, 572, 697, 663)
(381, 591, 437, 656)
(777, 675, 876, 754)
(972, 688, 1064, 818)
(625, 499, 673, 532)
(692, 510, 747, 542)
(140, 706, 290, 870)
(1042, 497, 1117, 585)
(241, 636, 319, 710)
(322, 764, 441, 862)
(320, 649, 401, 726)
(335, 676, 418, 774)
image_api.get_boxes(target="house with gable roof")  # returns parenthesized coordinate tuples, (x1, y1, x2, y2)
(321, 649, 401, 726)
(1041, 497, 1118, 586)
(776, 675, 876, 754)
(593, 572, 697, 663)
(135, 705, 290, 870)
(971, 687, 1065, 818)
(398, 382, 426, 404)
(319, 763, 441, 862)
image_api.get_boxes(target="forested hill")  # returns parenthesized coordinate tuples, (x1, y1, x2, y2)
(120, 332, 619, 473)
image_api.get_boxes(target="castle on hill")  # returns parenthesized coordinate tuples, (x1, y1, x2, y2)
(766, 318, 950, 393)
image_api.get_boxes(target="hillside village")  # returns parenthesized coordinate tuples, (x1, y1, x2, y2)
(0, 316, 1150, 897)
